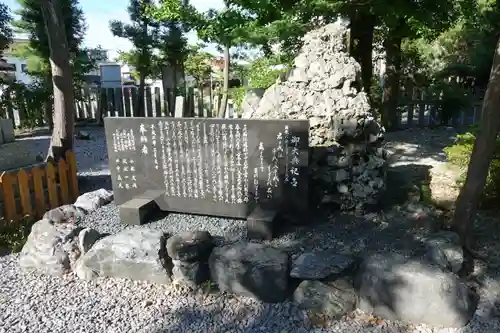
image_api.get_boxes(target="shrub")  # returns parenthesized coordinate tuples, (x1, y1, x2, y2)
(229, 86, 246, 115)
(0, 216, 36, 253)
(444, 127, 500, 208)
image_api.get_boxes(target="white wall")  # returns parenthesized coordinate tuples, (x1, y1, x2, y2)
(2, 56, 33, 85)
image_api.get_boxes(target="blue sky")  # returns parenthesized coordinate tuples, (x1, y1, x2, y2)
(4, 0, 225, 59)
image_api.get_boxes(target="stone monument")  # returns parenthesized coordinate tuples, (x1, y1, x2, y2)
(104, 117, 309, 240)
(243, 23, 387, 210)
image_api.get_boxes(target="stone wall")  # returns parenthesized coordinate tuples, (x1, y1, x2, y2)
(242, 23, 387, 211)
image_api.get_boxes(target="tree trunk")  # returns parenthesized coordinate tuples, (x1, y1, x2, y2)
(451, 36, 500, 255)
(161, 64, 175, 116)
(136, 72, 146, 117)
(349, 10, 375, 95)
(41, 0, 75, 161)
(381, 30, 403, 131)
(218, 45, 230, 118)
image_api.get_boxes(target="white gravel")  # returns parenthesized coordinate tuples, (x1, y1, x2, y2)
(0, 127, 499, 332)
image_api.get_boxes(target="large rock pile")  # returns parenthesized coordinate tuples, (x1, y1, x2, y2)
(243, 23, 387, 210)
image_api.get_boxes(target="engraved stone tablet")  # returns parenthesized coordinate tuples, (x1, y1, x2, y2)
(104, 117, 309, 225)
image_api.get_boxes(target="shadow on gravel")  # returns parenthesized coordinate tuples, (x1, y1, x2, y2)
(383, 127, 459, 164)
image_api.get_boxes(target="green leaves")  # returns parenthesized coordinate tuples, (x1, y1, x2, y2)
(0, 3, 13, 54)
(184, 44, 214, 83)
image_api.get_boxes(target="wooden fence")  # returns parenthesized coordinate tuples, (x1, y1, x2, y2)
(0, 151, 79, 223)
(2, 84, 486, 129)
(396, 99, 483, 128)
(4, 85, 238, 128)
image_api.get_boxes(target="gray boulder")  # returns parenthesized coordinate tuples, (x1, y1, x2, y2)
(294, 279, 357, 318)
(172, 260, 210, 286)
(166, 230, 214, 262)
(209, 242, 289, 303)
(74, 189, 113, 212)
(74, 229, 171, 284)
(19, 219, 81, 276)
(290, 252, 358, 280)
(78, 228, 103, 254)
(354, 252, 478, 328)
(43, 204, 86, 224)
(422, 231, 463, 274)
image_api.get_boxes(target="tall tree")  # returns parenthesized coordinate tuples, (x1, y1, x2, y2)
(451, 36, 500, 264)
(13, 0, 94, 128)
(0, 3, 13, 56)
(379, 0, 455, 130)
(110, 0, 157, 117)
(41, 0, 76, 160)
(148, 0, 247, 117)
(197, 7, 248, 117)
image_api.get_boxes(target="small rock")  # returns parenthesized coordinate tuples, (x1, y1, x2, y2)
(143, 300, 153, 307)
(290, 252, 358, 280)
(294, 279, 357, 318)
(43, 204, 86, 224)
(172, 260, 210, 286)
(209, 242, 289, 303)
(19, 219, 81, 276)
(74, 189, 113, 213)
(74, 229, 171, 284)
(75, 131, 91, 140)
(422, 231, 463, 273)
(78, 228, 103, 254)
(166, 230, 214, 262)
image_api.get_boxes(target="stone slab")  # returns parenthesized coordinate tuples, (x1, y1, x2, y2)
(104, 117, 309, 223)
(119, 197, 160, 225)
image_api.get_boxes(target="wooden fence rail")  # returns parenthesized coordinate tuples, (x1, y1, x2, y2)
(3, 85, 238, 128)
(0, 151, 79, 223)
(396, 100, 483, 128)
(1, 84, 485, 129)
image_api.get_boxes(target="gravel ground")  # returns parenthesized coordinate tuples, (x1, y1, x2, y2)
(1, 203, 499, 333)
(0, 127, 499, 332)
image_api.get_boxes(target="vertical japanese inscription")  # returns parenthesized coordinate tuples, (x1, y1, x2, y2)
(209, 124, 218, 202)
(112, 129, 137, 191)
(113, 129, 136, 152)
(165, 121, 176, 195)
(242, 124, 249, 203)
(221, 124, 230, 203)
(284, 126, 290, 183)
(158, 121, 169, 196)
(228, 124, 236, 203)
(216, 124, 224, 202)
(139, 124, 148, 155)
(234, 124, 243, 204)
(151, 124, 159, 171)
(172, 121, 181, 196)
(184, 121, 193, 198)
(195, 122, 205, 198)
(289, 135, 301, 187)
(202, 123, 210, 198)
(177, 121, 187, 197)
(189, 120, 199, 198)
